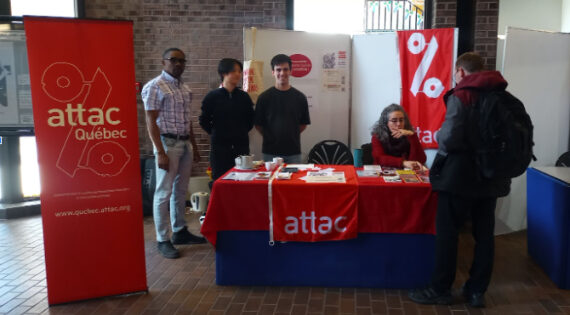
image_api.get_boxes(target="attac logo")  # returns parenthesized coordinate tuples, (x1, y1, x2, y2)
(284, 211, 347, 234)
(41, 62, 130, 178)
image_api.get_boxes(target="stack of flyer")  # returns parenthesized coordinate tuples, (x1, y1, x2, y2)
(222, 172, 256, 181)
(381, 167, 400, 182)
(396, 170, 421, 183)
(304, 170, 346, 183)
(357, 165, 382, 177)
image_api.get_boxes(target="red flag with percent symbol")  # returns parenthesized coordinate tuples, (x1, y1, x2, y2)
(398, 29, 455, 149)
(24, 17, 147, 304)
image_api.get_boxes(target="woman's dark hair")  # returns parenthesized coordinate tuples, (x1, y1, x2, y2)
(371, 104, 413, 144)
(218, 58, 243, 82)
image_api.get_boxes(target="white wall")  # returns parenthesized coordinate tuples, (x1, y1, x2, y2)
(498, 0, 562, 36)
(495, 27, 570, 234)
(563, 0, 570, 32)
(351, 33, 401, 150)
(497, 0, 563, 70)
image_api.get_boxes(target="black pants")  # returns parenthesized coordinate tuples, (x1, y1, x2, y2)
(430, 191, 497, 294)
(210, 143, 249, 181)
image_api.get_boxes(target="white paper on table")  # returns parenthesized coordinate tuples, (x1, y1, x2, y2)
(276, 172, 292, 180)
(304, 171, 346, 183)
(222, 172, 256, 181)
(363, 165, 382, 172)
(383, 175, 402, 183)
(357, 170, 379, 177)
(286, 164, 315, 170)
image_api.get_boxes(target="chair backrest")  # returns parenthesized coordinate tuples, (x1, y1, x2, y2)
(361, 143, 373, 165)
(307, 140, 353, 165)
(556, 151, 570, 167)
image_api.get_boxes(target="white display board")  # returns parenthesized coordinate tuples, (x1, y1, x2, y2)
(496, 27, 570, 234)
(243, 28, 351, 161)
(351, 33, 401, 150)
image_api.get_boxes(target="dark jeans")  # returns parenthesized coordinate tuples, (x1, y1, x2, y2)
(431, 191, 497, 294)
(210, 143, 249, 181)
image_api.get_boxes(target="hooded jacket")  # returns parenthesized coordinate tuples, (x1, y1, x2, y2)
(429, 70, 511, 197)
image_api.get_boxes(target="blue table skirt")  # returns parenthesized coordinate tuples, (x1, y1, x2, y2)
(216, 231, 435, 288)
(527, 167, 570, 289)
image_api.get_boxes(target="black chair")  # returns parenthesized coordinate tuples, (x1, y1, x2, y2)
(361, 143, 374, 165)
(556, 151, 570, 167)
(307, 140, 353, 165)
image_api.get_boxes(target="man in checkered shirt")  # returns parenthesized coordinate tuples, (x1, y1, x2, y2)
(142, 48, 206, 259)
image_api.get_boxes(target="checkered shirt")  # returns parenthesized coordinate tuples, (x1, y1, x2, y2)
(142, 71, 192, 135)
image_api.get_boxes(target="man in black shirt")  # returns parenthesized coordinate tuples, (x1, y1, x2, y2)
(199, 58, 254, 181)
(254, 54, 311, 163)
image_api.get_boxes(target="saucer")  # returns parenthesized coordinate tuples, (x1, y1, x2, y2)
(235, 165, 255, 170)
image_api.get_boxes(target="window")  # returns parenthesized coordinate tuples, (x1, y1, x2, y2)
(19, 136, 40, 198)
(294, 0, 365, 34)
(0, 0, 78, 202)
(11, 0, 76, 18)
(365, 0, 425, 31)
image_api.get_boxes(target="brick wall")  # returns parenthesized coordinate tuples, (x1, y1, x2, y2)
(473, 0, 499, 69)
(85, 0, 287, 176)
(432, 0, 499, 69)
(432, 0, 456, 28)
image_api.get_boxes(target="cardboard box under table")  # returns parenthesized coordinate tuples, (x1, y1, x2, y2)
(200, 165, 437, 288)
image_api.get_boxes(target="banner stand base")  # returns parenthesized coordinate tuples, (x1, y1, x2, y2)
(48, 290, 148, 306)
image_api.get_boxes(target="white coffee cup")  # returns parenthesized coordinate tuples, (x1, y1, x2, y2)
(235, 157, 241, 168)
(273, 157, 284, 166)
(241, 155, 254, 168)
(265, 161, 276, 171)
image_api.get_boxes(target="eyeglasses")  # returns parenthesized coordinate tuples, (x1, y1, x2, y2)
(389, 118, 405, 123)
(164, 57, 187, 64)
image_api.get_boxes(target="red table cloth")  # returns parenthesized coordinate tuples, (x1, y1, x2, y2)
(201, 165, 437, 247)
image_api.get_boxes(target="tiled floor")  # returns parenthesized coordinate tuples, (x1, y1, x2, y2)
(1, 214, 570, 314)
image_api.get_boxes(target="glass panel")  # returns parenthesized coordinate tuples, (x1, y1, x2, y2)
(11, 0, 76, 18)
(294, 0, 364, 34)
(19, 136, 40, 197)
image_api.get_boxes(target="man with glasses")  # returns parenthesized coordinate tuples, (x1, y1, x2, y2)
(142, 48, 205, 259)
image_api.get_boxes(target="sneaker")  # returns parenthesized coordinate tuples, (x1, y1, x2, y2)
(172, 227, 206, 245)
(461, 285, 485, 308)
(408, 287, 453, 305)
(157, 241, 180, 259)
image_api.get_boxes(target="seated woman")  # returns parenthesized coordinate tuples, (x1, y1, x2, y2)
(371, 104, 426, 170)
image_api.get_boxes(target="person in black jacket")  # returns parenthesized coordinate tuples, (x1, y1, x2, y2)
(408, 52, 511, 308)
(199, 58, 254, 181)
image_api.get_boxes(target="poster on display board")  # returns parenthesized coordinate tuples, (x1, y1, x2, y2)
(243, 28, 351, 160)
(0, 30, 33, 131)
(24, 17, 147, 305)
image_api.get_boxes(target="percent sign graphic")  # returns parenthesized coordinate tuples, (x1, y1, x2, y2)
(408, 33, 444, 98)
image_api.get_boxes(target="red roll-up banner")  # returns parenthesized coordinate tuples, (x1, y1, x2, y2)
(397, 28, 455, 149)
(24, 17, 147, 305)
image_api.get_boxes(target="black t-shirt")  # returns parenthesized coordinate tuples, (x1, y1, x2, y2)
(254, 87, 311, 155)
(199, 87, 254, 146)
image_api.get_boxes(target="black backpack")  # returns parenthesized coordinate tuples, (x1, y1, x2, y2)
(467, 89, 535, 180)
